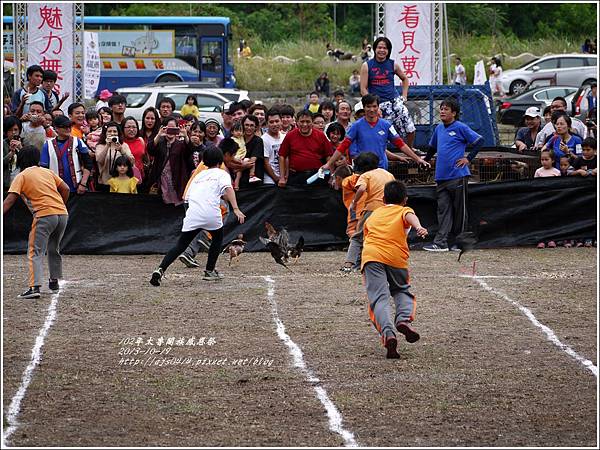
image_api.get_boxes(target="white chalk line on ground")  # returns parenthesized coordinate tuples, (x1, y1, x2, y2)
(470, 276, 598, 378)
(2, 281, 67, 447)
(262, 276, 359, 448)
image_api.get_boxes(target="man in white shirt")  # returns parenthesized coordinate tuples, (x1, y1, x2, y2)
(454, 57, 467, 85)
(262, 109, 285, 185)
(535, 96, 587, 149)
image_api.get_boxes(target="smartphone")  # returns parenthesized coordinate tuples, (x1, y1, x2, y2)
(166, 127, 180, 135)
(178, 119, 187, 127)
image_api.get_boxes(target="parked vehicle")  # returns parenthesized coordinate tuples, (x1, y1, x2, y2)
(116, 86, 229, 123)
(500, 54, 597, 96)
(141, 82, 250, 103)
(497, 85, 579, 126)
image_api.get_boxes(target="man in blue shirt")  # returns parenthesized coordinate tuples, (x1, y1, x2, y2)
(322, 94, 429, 172)
(423, 98, 483, 252)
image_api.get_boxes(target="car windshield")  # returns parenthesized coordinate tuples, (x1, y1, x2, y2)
(515, 58, 539, 70)
(120, 92, 151, 108)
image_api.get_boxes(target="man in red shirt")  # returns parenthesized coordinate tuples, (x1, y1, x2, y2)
(278, 110, 333, 186)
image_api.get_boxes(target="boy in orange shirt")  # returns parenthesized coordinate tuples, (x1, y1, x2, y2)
(362, 180, 428, 359)
(346, 152, 395, 272)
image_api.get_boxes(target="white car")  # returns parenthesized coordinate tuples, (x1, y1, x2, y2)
(141, 82, 250, 103)
(116, 86, 230, 124)
(500, 54, 597, 95)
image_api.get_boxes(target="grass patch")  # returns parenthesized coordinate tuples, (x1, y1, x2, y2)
(235, 35, 588, 91)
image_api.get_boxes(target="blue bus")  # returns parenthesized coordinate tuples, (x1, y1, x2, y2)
(3, 16, 237, 90)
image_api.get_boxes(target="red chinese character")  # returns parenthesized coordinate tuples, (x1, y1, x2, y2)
(40, 57, 63, 78)
(398, 31, 421, 54)
(398, 5, 420, 29)
(38, 6, 63, 30)
(41, 31, 63, 55)
(400, 55, 421, 79)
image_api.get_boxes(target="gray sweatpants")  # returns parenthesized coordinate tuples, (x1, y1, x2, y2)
(363, 262, 416, 340)
(28, 214, 68, 287)
(345, 210, 373, 268)
(433, 177, 469, 247)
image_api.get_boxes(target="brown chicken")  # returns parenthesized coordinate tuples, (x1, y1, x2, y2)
(222, 234, 246, 266)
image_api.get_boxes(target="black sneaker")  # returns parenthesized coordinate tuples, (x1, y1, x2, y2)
(423, 243, 449, 252)
(179, 253, 200, 268)
(150, 268, 164, 286)
(18, 286, 41, 299)
(202, 270, 223, 281)
(384, 333, 400, 359)
(49, 279, 59, 292)
(396, 321, 420, 343)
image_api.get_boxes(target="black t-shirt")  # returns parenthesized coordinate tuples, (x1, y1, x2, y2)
(238, 135, 265, 188)
(572, 155, 597, 171)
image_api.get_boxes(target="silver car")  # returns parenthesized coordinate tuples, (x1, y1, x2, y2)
(500, 54, 597, 95)
(116, 86, 230, 124)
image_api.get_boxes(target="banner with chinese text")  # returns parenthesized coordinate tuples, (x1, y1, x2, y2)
(27, 4, 73, 106)
(84, 32, 101, 99)
(385, 3, 434, 86)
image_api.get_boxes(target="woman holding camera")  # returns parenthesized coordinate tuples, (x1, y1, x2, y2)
(146, 116, 193, 206)
(95, 121, 134, 192)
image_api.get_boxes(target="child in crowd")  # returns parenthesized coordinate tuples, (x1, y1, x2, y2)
(305, 91, 320, 114)
(84, 110, 102, 150)
(333, 164, 362, 271)
(571, 137, 597, 177)
(107, 155, 138, 194)
(362, 180, 428, 359)
(180, 95, 201, 119)
(343, 152, 395, 273)
(231, 121, 248, 190)
(98, 106, 113, 125)
(534, 150, 561, 177)
(150, 145, 245, 284)
(42, 113, 56, 139)
(326, 122, 347, 168)
(559, 156, 574, 177)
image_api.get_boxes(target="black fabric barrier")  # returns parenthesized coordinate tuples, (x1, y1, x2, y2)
(3, 178, 596, 254)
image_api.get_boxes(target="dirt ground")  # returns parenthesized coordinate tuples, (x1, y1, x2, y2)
(2, 248, 597, 447)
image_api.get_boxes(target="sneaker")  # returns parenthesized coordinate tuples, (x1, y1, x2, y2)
(537, 242, 545, 249)
(179, 253, 200, 268)
(563, 240, 573, 248)
(547, 241, 557, 248)
(575, 240, 584, 248)
(18, 286, 41, 299)
(396, 321, 420, 343)
(584, 239, 593, 248)
(449, 244, 461, 252)
(248, 176, 262, 183)
(202, 270, 223, 281)
(49, 279, 59, 292)
(150, 268, 164, 286)
(384, 333, 400, 359)
(423, 243, 449, 252)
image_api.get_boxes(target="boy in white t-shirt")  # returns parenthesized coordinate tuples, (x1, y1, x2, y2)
(262, 108, 285, 185)
(150, 145, 246, 284)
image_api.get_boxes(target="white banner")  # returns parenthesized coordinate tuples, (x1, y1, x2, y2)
(473, 60, 487, 85)
(27, 3, 74, 109)
(84, 32, 101, 99)
(384, 3, 434, 86)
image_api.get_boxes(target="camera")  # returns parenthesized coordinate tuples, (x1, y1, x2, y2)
(166, 127, 180, 135)
(110, 136, 119, 143)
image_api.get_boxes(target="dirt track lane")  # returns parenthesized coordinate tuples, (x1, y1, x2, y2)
(2, 249, 597, 447)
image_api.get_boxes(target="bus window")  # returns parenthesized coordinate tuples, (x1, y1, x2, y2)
(201, 40, 223, 73)
(175, 33, 198, 70)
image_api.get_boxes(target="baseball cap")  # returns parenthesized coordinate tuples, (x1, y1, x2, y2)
(53, 115, 72, 128)
(524, 106, 541, 118)
(222, 101, 233, 114)
(354, 101, 364, 113)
